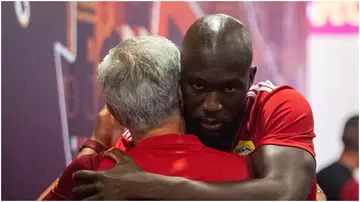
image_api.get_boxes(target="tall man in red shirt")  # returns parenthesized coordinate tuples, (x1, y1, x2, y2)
(42, 36, 252, 200)
(73, 14, 318, 200)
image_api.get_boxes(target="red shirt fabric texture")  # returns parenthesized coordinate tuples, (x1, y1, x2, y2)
(43, 134, 252, 200)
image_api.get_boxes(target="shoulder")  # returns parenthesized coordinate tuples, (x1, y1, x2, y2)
(112, 135, 134, 152)
(243, 81, 316, 156)
(59, 153, 113, 182)
(201, 146, 250, 168)
(44, 153, 115, 200)
(318, 163, 353, 187)
(262, 86, 313, 123)
(341, 178, 359, 200)
(56, 153, 114, 188)
(78, 153, 117, 171)
(47, 154, 102, 200)
(199, 147, 252, 180)
(59, 154, 104, 180)
(247, 80, 309, 109)
(63, 155, 96, 174)
(247, 80, 313, 124)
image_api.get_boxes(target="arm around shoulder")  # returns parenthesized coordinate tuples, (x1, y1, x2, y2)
(40, 155, 96, 200)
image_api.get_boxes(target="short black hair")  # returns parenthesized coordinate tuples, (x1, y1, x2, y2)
(342, 114, 359, 151)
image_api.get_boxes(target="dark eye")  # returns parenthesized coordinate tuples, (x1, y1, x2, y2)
(192, 84, 204, 91)
(225, 87, 236, 93)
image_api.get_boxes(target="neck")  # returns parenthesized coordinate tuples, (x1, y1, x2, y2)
(186, 116, 241, 152)
(130, 113, 185, 144)
(200, 136, 233, 151)
(338, 150, 358, 171)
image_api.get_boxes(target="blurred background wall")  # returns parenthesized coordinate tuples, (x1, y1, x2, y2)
(306, 1, 359, 171)
(1, 1, 358, 200)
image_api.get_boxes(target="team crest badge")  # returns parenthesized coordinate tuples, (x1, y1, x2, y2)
(233, 140, 255, 156)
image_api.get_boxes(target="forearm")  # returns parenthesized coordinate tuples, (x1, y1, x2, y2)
(39, 142, 96, 199)
(37, 178, 59, 200)
(77, 136, 107, 158)
(151, 175, 290, 200)
(150, 146, 315, 200)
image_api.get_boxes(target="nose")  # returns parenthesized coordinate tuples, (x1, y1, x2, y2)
(202, 92, 223, 113)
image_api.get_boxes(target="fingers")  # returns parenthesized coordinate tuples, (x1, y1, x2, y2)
(73, 170, 102, 185)
(73, 183, 100, 200)
(83, 194, 103, 201)
(104, 148, 129, 163)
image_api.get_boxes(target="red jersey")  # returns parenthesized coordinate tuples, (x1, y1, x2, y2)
(113, 80, 317, 200)
(340, 178, 359, 200)
(232, 80, 317, 200)
(318, 162, 359, 200)
(44, 80, 317, 200)
(43, 134, 251, 200)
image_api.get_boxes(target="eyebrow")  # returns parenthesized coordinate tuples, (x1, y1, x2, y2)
(183, 74, 245, 87)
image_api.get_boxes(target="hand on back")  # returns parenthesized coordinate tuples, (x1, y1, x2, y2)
(73, 149, 149, 200)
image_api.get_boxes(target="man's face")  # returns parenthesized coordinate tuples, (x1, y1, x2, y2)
(180, 52, 255, 138)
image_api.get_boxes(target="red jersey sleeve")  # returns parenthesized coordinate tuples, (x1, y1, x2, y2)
(42, 155, 100, 200)
(340, 178, 359, 201)
(254, 88, 316, 157)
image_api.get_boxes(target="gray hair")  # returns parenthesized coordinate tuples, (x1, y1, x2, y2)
(97, 36, 181, 132)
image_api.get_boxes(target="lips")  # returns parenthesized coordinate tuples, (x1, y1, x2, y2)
(200, 119, 223, 131)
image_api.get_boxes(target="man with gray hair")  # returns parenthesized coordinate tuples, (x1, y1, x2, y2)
(41, 35, 251, 200)
(97, 35, 181, 138)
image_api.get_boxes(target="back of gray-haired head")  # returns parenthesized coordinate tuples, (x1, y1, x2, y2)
(98, 36, 181, 132)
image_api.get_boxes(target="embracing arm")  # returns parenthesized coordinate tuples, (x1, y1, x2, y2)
(38, 106, 122, 200)
(143, 89, 316, 200)
(73, 145, 315, 200)
(37, 178, 60, 200)
(73, 89, 317, 200)
(143, 145, 315, 200)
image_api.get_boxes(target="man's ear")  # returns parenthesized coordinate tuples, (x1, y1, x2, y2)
(106, 104, 123, 126)
(249, 65, 257, 87)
